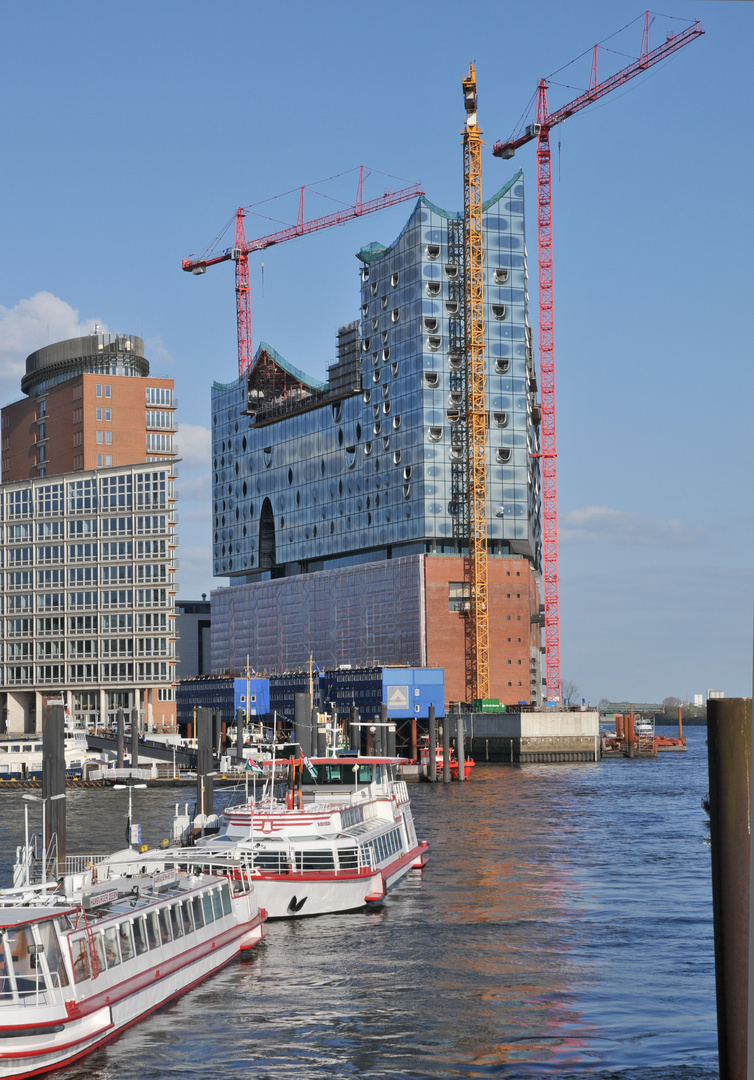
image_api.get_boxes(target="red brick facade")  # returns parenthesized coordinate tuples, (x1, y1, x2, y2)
(423, 555, 542, 706)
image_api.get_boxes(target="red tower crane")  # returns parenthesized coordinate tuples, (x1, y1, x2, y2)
(182, 167, 423, 378)
(492, 12, 704, 703)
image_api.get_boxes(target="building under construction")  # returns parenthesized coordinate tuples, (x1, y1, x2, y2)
(209, 168, 544, 705)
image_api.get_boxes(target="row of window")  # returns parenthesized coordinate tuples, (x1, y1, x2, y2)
(3, 588, 171, 611)
(8, 639, 172, 658)
(70, 884, 230, 984)
(4, 565, 169, 587)
(5, 613, 170, 635)
(5, 661, 172, 683)
(2, 474, 172, 518)
(4, 516, 173, 541)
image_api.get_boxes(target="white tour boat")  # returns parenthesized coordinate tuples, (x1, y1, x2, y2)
(0, 849, 266, 1079)
(0, 728, 105, 782)
(192, 754, 429, 918)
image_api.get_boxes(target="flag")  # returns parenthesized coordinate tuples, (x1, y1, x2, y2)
(245, 758, 263, 775)
(303, 755, 318, 779)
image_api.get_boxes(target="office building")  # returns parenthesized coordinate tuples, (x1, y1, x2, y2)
(0, 333, 177, 733)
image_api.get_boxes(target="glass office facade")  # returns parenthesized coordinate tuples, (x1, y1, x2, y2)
(211, 171, 541, 581)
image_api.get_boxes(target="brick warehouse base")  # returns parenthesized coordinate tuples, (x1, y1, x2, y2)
(211, 553, 543, 707)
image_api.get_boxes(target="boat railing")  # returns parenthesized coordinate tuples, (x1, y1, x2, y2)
(161, 848, 257, 895)
(392, 780, 410, 804)
(64, 853, 109, 875)
(359, 846, 376, 871)
(12, 969, 65, 1009)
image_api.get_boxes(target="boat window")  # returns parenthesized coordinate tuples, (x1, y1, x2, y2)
(119, 922, 135, 962)
(192, 895, 205, 929)
(22, 744, 32, 752)
(182, 901, 194, 935)
(93, 930, 106, 973)
(104, 926, 121, 968)
(295, 850, 335, 871)
(158, 908, 172, 944)
(146, 912, 160, 949)
(252, 850, 287, 872)
(338, 847, 359, 870)
(220, 884, 232, 916)
(212, 889, 224, 921)
(70, 937, 91, 983)
(133, 917, 149, 956)
(356, 764, 374, 783)
(202, 891, 215, 925)
(37, 920, 68, 986)
(5, 923, 42, 994)
(170, 904, 184, 939)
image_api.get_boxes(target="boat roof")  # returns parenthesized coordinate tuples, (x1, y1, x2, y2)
(0, 906, 76, 927)
(308, 756, 406, 765)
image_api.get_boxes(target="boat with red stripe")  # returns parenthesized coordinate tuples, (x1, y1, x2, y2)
(190, 754, 429, 918)
(0, 849, 266, 1079)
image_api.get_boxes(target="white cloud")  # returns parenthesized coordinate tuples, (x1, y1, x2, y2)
(560, 505, 699, 546)
(0, 292, 106, 406)
(175, 423, 211, 469)
(144, 335, 176, 370)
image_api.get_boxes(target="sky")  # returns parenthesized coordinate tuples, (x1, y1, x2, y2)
(0, 0, 751, 704)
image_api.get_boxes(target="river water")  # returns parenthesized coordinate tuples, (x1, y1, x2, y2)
(0, 727, 717, 1079)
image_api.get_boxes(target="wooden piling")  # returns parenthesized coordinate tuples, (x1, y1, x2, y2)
(42, 703, 66, 878)
(442, 715, 450, 783)
(195, 708, 214, 818)
(116, 708, 125, 768)
(707, 697, 751, 1080)
(456, 715, 466, 782)
(428, 705, 437, 783)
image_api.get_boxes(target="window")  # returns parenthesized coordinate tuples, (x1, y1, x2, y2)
(146, 387, 173, 407)
(96, 384, 102, 397)
(449, 582, 470, 612)
(105, 385, 111, 398)
(428, 426, 442, 442)
(492, 304, 506, 321)
(96, 431, 103, 444)
(424, 317, 438, 332)
(426, 244, 440, 260)
(493, 412, 508, 428)
(147, 432, 173, 453)
(105, 431, 112, 445)
(427, 336, 441, 351)
(105, 455, 112, 467)
(96, 408, 102, 421)
(495, 358, 510, 374)
(445, 264, 458, 278)
(496, 448, 512, 463)
(97, 455, 103, 468)
(494, 268, 509, 284)
(105, 409, 111, 421)
(427, 281, 441, 297)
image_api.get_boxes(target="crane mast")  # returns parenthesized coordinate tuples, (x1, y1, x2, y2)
(492, 13, 704, 703)
(462, 63, 489, 703)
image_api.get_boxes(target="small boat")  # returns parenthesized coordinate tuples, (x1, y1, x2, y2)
(189, 755, 429, 918)
(0, 849, 266, 1079)
(419, 742, 475, 780)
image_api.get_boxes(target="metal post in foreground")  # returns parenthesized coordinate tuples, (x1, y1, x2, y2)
(442, 713, 450, 783)
(42, 703, 66, 878)
(294, 693, 310, 756)
(707, 696, 752, 1080)
(410, 716, 418, 761)
(428, 705, 437, 783)
(456, 714, 466, 782)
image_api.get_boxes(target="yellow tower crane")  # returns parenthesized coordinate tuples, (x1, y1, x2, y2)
(462, 63, 489, 703)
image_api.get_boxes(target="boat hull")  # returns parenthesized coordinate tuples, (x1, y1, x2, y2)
(0, 914, 266, 1080)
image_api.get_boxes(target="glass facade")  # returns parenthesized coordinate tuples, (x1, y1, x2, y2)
(211, 171, 541, 580)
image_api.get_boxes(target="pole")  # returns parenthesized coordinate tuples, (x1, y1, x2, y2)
(387, 724, 396, 758)
(678, 704, 684, 743)
(428, 705, 437, 783)
(116, 708, 125, 768)
(707, 697, 752, 1080)
(42, 703, 65, 878)
(236, 707, 245, 766)
(442, 714, 450, 783)
(410, 716, 418, 761)
(350, 706, 359, 754)
(456, 714, 466, 782)
(131, 708, 139, 768)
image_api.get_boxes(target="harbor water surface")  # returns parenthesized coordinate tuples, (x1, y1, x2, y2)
(0, 728, 716, 1079)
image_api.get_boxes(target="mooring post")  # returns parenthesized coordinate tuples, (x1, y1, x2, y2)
(350, 706, 359, 754)
(316, 711, 326, 757)
(235, 708, 244, 766)
(294, 693, 310, 756)
(442, 713, 450, 783)
(211, 710, 222, 758)
(116, 708, 125, 768)
(456, 714, 466, 782)
(379, 702, 388, 757)
(707, 696, 752, 1080)
(428, 705, 437, 782)
(616, 714, 624, 741)
(195, 708, 214, 818)
(677, 705, 684, 744)
(626, 713, 635, 759)
(410, 716, 418, 761)
(130, 708, 139, 768)
(42, 703, 66, 878)
(387, 723, 397, 758)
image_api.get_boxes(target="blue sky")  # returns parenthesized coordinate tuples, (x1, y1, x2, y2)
(0, 1, 750, 703)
